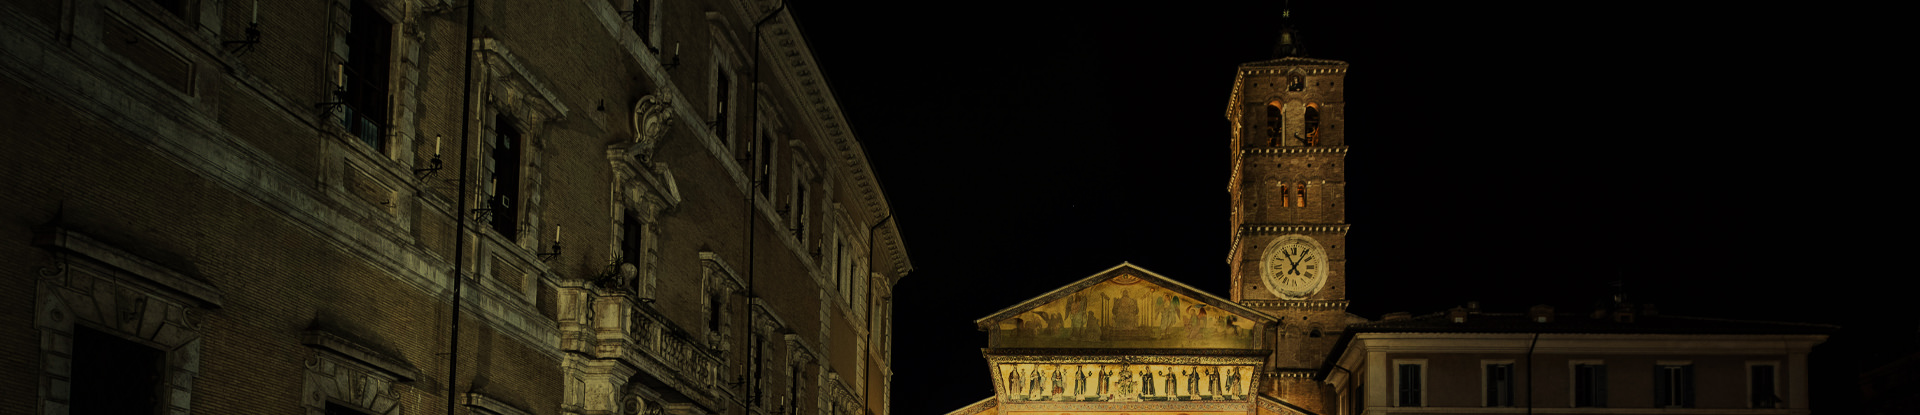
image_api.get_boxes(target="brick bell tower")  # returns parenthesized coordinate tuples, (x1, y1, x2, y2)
(1225, 8, 1350, 412)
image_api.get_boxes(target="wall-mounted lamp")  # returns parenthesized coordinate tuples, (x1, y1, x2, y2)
(651, 42, 681, 71)
(413, 135, 445, 179)
(536, 225, 562, 262)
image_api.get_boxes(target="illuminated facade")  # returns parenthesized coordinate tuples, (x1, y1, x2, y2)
(0, 1, 907, 415)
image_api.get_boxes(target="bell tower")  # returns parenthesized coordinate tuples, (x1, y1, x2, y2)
(1225, 8, 1349, 411)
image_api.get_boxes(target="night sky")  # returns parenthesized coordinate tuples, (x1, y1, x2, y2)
(788, 2, 1907, 413)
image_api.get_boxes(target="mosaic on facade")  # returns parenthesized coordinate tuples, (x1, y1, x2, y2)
(996, 363, 1255, 402)
(989, 275, 1261, 349)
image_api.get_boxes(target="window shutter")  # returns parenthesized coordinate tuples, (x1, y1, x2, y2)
(1680, 365, 1695, 407)
(1655, 366, 1671, 407)
(1593, 365, 1607, 407)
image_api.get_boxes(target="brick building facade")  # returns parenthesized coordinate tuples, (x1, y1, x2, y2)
(0, 1, 908, 414)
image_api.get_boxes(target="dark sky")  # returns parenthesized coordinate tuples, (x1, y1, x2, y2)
(788, 2, 1908, 413)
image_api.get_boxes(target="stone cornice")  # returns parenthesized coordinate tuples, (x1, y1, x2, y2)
(1242, 146, 1349, 156)
(984, 353, 1267, 367)
(1239, 224, 1351, 235)
(34, 227, 224, 308)
(461, 393, 534, 415)
(1241, 300, 1350, 310)
(746, 1, 914, 279)
(300, 329, 423, 382)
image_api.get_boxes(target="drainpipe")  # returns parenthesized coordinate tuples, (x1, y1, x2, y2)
(1527, 332, 1539, 415)
(864, 214, 892, 414)
(741, 1, 787, 413)
(444, 0, 481, 414)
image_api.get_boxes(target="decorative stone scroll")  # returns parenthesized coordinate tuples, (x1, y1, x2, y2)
(629, 92, 677, 162)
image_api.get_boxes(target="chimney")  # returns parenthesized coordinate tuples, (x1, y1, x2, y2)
(1382, 312, 1412, 321)
(1529, 305, 1555, 323)
(1448, 307, 1469, 323)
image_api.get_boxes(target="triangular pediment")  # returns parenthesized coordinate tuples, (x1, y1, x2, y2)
(976, 263, 1275, 350)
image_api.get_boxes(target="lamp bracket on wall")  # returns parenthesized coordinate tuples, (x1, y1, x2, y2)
(223, 22, 262, 54)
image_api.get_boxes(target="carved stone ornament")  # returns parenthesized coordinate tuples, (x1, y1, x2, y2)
(630, 93, 676, 161)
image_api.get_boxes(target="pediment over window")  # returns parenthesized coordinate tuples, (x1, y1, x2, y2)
(476, 38, 570, 134)
(976, 263, 1275, 350)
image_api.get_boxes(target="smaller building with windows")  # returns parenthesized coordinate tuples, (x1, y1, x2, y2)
(1324, 304, 1832, 415)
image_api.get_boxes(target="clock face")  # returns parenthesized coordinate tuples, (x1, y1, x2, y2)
(1261, 234, 1329, 299)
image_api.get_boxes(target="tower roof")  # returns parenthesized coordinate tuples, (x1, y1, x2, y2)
(1271, 7, 1307, 58)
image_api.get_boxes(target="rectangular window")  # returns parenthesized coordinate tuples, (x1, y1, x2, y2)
(788, 364, 803, 415)
(1484, 363, 1514, 407)
(1573, 363, 1607, 407)
(714, 69, 732, 146)
(72, 326, 165, 415)
(1750, 363, 1779, 408)
(1396, 363, 1422, 407)
(629, 0, 651, 45)
(622, 209, 643, 265)
(342, 0, 392, 151)
(327, 402, 375, 415)
(1655, 364, 1695, 408)
(756, 130, 773, 198)
(792, 181, 809, 240)
(487, 113, 523, 239)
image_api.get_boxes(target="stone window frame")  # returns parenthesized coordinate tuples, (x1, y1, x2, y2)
(706, 12, 745, 153)
(473, 37, 568, 251)
(749, 95, 784, 204)
(1391, 358, 1426, 407)
(608, 92, 682, 297)
(699, 251, 744, 352)
(299, 330, 421, 415)
(1654, 360, 1696, 408)
(323, 0, 429, 165)
(32, 227, 223, 415)
(784, 143, 817, 249)
(624, 0, 663, 49)
(1746, 360, 1782, 408)
(783, 333, 817, 415)
(1480, 359, 1517, 407)
(469, 38, 568, 308)
(1568, 359, 1607, 408)
(746, 302, 785, 410)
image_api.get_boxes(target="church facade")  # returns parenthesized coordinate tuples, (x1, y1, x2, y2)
(944, 19, 1829, 415)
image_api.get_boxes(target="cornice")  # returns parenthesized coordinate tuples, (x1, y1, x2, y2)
(1238, 224, 1351, 235)
(984, 353, 1267, 367)
(1242, 146, 1349, 156)
(1241, 300, 1349, 310)
(747, 1, 914, 278)
(301, 329, 423, 382)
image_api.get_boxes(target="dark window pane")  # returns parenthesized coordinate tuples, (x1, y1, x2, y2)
(490, 114, 523, 239)
(343, 0, 392, 151)
(71, 326, 164, 415)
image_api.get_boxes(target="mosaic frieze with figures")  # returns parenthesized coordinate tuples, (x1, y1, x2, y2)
(996, 363, 1255, 402)
(988, 274, 1262, 349)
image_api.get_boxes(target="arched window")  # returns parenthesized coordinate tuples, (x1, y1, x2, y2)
(1296, 183, 1306, 207)
(1278, 184, 1289, 208)
(1301, 105, 1321, 147)
(1265, 104, 1283, 146)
